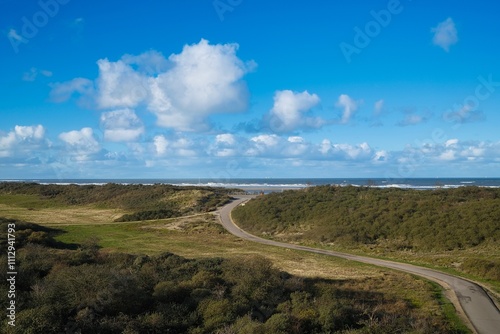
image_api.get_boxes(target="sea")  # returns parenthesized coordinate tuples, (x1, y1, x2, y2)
(2, 178, 500, 192)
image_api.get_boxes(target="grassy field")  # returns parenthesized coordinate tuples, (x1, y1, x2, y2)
(42, 214, 379, 280)
(0, 190, 473, 332)
(0, 203, 125, 225)
(288, 238, 500, 299)
(0, 194, 388, 279)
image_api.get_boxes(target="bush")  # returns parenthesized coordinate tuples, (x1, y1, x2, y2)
(115, 209, 177, 222)
(233, 186, 500, 252)
(0, 182, 235, 218)
(462, 258, 500, 281)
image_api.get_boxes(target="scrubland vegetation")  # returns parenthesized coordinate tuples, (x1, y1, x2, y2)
(0, 182, 235, 221)
(233, 186, 500, 285)
(0, 218, 468, 334)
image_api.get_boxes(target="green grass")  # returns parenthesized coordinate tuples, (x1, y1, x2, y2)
(429, 281, 473, 333)
(303, 240, 500, 298)
(53, 217, 377, 277)
(55, 222, 243, 256)
(0, 194, 68, 209)
(0, 202, 126, 226)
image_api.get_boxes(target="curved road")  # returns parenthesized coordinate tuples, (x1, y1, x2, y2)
(217, 196, 500, 334)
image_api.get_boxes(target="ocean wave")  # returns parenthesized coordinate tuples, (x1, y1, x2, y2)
(176, 182, 309, 189)
(1, 179, 499, 190)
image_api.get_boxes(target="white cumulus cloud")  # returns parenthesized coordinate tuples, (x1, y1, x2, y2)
(251, 134, 280, 147)
(153, 135, 169, 156)
(148, 39, 254, 131)
(49, 78, 95, 103)
(0, 133, 16, 156)
(320, 140, 373, 160)
(121, 50, 170, 75)
(333, 142, 372, 159)
(0, 125, 46, 158)
(209, 134, 239, 157)
(14, 125, 45, 140)
(268, 90, 322, 132)
(246, 134, 280, 156)
(216, 133, 237, 146)
(96, 58, 150, 109)
(398, 139, 500, 166)
(288, 136, 305, 144)
(285, 136, 309, 156)
(373, 150, 388, 163)
(438, 150, 456, 161)
(336, 94, 359, 124)
(432, 18, 458, 52)
(100, 109, 144, 142)
(50, 40, 255, 132)
(320, 139, 333, 155)
(59, 128, 101, 161)
(152, 134, 198, 157)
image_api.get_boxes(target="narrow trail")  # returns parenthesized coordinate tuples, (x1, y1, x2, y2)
(217, 196, 500, 334)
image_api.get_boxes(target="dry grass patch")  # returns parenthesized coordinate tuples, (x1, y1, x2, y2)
(141, 213, 225, 233)
(0, 203, 126, 225)
(164, 189, 213, 210)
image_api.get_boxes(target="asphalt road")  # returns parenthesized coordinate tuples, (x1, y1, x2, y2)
(217, 196, 500, 334)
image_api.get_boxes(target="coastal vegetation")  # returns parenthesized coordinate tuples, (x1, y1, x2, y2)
(0, 217, 468, 333)
(0, 182, 235, 222)
(232, 185, 500, 285)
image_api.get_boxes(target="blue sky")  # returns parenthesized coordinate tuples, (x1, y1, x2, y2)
(1, 0, 500, 179)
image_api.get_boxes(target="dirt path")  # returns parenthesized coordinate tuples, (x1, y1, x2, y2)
(218, 196, 500, 334)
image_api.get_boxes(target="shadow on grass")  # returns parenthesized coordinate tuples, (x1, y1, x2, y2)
(0, 217, 82, 250)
